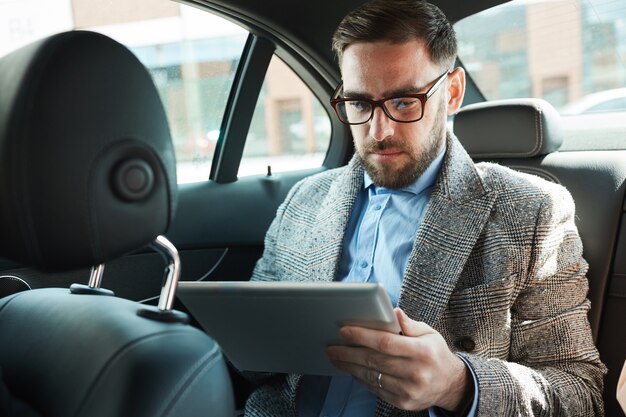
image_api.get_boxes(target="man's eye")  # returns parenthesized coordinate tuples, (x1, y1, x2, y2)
(391, 97, 419, 110)
(348, 101, 369, 113)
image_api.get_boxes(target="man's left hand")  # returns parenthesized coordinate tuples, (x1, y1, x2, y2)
(326, 308, 472, 412)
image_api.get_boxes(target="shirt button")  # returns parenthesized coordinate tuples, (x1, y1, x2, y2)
(359, 260, 368, 268)
(372, 204, 382, 211)
(457, 337, 476, 352)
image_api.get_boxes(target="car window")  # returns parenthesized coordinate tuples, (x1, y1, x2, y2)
(4, 1, 339, 183)
(455, 0, 626, 150)
(239, 55, 331, 177)
(586, 97, 626, 113)
(121, 8, 247, 184)
(1, 0, 248, 184)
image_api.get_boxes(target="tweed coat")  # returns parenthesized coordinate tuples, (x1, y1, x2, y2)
(244, 134, 606, 417)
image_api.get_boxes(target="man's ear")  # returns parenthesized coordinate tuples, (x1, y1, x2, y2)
(447, 67, 466, 116)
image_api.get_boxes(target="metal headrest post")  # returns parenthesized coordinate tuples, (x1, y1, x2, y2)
(150, 235, 181, 311)
(69, 263, 114, 296)
(137, 235, 188, 323)
(88, 264, 105, 289)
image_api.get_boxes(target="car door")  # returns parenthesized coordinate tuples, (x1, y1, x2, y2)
(0, 1, 350, 306)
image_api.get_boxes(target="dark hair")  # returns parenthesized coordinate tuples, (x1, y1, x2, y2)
(332, 0, 457, 69)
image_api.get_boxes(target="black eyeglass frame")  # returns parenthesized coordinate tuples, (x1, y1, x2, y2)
(330, 70, 450, 125)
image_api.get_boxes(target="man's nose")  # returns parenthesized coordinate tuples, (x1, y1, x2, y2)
(368, 106, 394, 142)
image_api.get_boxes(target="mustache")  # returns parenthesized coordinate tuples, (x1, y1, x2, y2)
(363, 138, 406, 152)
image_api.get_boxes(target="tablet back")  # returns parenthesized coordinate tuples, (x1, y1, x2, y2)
(176, 281, 400, 375)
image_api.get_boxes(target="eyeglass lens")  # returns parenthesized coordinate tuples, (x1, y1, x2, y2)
(335, 97, 424, 124)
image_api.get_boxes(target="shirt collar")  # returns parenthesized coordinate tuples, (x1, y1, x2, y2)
(363, 146, 446, 196)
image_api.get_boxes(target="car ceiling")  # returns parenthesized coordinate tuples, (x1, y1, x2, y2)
(182, 0, 511, 84)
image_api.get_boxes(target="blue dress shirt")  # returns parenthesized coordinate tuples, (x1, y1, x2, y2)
(297, 149, 478, 417)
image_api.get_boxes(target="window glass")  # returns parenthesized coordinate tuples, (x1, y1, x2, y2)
(587, 97, 626, 113)
(455, 0, 626, 150)
(239, 56, 331, 177)
(0, 0, 247, 183)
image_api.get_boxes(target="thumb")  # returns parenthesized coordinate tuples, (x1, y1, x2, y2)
(395, 308, 433, 337)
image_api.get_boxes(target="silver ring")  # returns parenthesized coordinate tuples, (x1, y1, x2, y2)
(377, 371, 383, 389)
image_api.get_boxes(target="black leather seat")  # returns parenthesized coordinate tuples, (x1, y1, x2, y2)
(0, 31, 234, 417)
(454, 98, 626, 416)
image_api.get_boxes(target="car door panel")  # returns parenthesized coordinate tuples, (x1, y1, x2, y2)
(0, 168, 324, 302)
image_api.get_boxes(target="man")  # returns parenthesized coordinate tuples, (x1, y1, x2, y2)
(245, 0, 606, 416)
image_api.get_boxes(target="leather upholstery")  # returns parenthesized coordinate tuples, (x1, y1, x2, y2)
(454, 98, 564, 158)
(0, 31, 234, 417)
(0, 30, 177, 271)
(0, 289, 234, 417)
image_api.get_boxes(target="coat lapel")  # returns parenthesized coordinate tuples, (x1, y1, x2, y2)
(398, 134, 496, 328)
(308, 156, 363, 281)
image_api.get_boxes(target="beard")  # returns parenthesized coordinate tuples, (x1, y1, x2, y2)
(356, 99, 447, 189)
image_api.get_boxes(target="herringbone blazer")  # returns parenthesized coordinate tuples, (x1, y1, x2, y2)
(244, 134, 606, 417)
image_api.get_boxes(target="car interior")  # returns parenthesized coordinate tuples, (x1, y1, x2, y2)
(0, 0, 624, 416)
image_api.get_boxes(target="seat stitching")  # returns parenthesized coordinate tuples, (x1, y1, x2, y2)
(507, 165, 561, 184)
(0, 275, 31, 288)
(533, 104, 544, 156)
(467, 104, 547, 159)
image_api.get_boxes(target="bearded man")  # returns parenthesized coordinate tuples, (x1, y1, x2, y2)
(244, 1, 606, 416)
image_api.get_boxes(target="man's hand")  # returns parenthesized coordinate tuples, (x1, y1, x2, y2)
(326, 308, 473, 412)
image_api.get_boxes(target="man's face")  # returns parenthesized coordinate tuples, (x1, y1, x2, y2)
(340, 39, 450, 189)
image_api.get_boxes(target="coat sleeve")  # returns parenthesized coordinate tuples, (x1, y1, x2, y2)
(460, 184, 607, 416)
(250, 178, 306, 282)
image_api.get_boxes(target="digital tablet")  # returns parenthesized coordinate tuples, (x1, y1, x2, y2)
(176, 281, 400, 376)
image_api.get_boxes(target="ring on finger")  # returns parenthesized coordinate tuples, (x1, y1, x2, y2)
(377, 371, 383, 389)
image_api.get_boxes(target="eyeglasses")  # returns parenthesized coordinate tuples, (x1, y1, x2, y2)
(330, 71, 449, 125)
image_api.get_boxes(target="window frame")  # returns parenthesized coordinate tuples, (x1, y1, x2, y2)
(210, 34, 275, 183)
(184, 2, 351, 184)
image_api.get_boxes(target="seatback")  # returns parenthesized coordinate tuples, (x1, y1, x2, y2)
(0, 31, 234, 417)
(454, 98, 626, 416)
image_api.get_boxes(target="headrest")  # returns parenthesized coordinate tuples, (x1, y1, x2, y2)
(0, 31, 177, 271)
(453, 98, 564, 159)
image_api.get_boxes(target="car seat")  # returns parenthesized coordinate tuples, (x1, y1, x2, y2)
(0, 30, 234, 417)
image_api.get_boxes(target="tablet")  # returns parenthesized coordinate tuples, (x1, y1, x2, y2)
(176, 281, 400, 376)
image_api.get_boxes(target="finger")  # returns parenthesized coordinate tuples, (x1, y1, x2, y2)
(338, 324, 424, 357)
(338, 326, 406, 355)
(395, 308, 434, 338)
(330, 358, 405, 393)
(326, 345, 408, 378)
(329, 359, 380, 386)
(330, 358, 419, 408)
